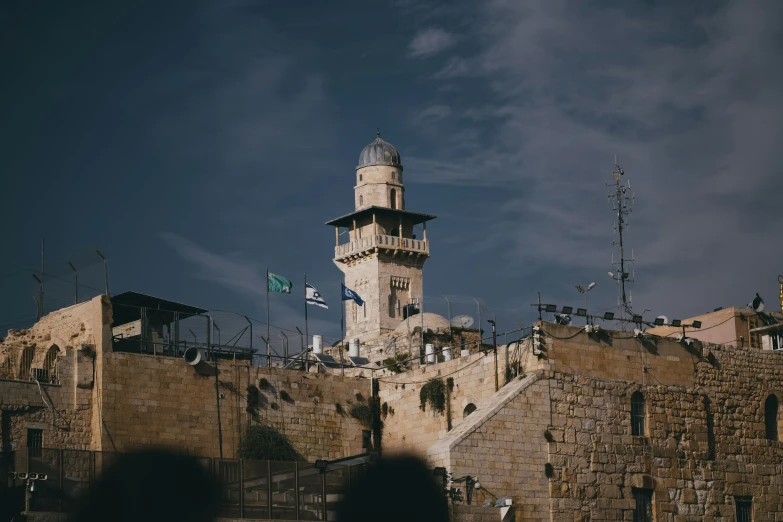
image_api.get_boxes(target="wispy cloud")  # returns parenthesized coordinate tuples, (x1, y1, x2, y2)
(159, 231, 341, 345)
(409, 27, 456, 58)
(159, 232, 268, 297)
(403, 0, 783, 319)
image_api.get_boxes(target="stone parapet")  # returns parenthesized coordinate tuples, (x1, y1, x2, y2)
(335, 234, 429, 260)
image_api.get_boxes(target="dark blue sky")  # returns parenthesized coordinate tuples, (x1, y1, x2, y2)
(2, 0, 782, 346)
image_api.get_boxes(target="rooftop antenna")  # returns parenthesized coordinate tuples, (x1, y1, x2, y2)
(606, 156, 635, 328)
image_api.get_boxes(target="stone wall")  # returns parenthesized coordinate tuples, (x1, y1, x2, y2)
(543, 325, 783, 521)
(98, 351, 369, 460)
(377, 343, 545, 458)
(1, 295, 369, 463)
(429, 374, 552, 522)
(0, 297, 107, 455)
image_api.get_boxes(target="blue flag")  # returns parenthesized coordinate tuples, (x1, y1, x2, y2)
(341, 284, 364, 306)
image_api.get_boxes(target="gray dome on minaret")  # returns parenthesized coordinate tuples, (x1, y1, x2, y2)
(357, 129, 402, 170)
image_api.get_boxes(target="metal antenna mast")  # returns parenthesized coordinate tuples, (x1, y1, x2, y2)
(607, 157, 635, 326)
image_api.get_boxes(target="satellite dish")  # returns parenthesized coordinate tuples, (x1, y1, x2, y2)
(554, 314, 572, 326)
(750, 293, 764, 312)
(451, 315, 474, 328)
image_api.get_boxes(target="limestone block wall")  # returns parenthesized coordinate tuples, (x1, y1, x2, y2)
(98, 352, 369, 460)
(354, 164, 404, 210)
(428, 374, 552, 522)
(0, 297, 107, 455)
(338, 252, 428, 341)
(544, 340, 783, 521)
(377, 349, 547, 458)
(540, 322, 699, 387)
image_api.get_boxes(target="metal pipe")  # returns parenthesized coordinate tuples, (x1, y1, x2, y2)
(294, 462, 300, 520)
(443, 297, 451, 335)
(267, 460, 273, 520)
(244, 316, 253, 365)
(488, 319, 498, 392)
(210, 316, 223, 460)
(96, 250, 109, 296)
(280, 331, 288, 366)
(68, 262, 78, 304)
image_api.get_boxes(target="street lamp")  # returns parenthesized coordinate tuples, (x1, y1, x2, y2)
(575, 283, 596, 323)
(487, 319, 498, 392)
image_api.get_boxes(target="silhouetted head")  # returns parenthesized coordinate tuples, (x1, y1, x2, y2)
(336, 455, 449, 522)
(71, 449, 218, 522)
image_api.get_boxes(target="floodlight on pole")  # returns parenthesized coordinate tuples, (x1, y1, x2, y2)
(575, 282, 596, 323)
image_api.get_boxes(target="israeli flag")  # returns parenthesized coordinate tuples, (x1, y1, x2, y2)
(341, 283, 364, 306)
(306, 283, 328, 309)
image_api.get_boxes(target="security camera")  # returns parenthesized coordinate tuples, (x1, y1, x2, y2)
(218, 393, 226, 400)
(475, 481, 481, 490)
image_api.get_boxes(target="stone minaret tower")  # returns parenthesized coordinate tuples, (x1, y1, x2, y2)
(327, 130, 435, 343)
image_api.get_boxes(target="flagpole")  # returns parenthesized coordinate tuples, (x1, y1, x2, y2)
(304, 273, 309, 371)
(266, 267, 271, 368)
(340, 279, 345, 377)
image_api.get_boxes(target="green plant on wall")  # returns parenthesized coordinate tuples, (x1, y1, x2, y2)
(238, 423, 302, 461)
(419, 378, 446, 414)
(349, 403, 373, 427)
(382, 353, 411, 374)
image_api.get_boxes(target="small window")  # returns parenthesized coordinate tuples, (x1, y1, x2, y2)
(362, 430, 372, 450)
(632, 488, 653, 522)
(764, 394, 778, 441)
(631, 391, 645, 437)
(27, 429, 43, 458)
(735, 496, 752, 522)
(359, 195, 363, 206)
(463, 404, 477, 418)
(390, 188, 397, 210)
(359, 174, 362, 182)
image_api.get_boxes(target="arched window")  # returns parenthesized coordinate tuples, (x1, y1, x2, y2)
(765, 394, 779, 441)
(44, 345, 59, 383)
(463, 403, 477, 418)
(18, 346, 35, 380)
(631, 392, 646, 436)
(390, 189, 397, 209)
(359, 195, 363, 207)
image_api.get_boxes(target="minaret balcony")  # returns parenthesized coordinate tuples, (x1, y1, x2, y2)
(334, 234, 429, 261)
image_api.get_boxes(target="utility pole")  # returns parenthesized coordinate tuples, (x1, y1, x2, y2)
(488, 319, 498, 392)
(68, 262, 78, 304)
(41, 239, 45, 315)
(96, 250, 109, 296)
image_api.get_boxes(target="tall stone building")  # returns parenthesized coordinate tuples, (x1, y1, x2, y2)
(326, 131, 435, 342)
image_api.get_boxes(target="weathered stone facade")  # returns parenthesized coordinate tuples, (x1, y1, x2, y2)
(375, 322, 783, 521)
(5, 295, 783, 521)
(1, 296, 369, 463)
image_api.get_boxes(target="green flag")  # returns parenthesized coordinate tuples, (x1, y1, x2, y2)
(268, 272, 293, 294)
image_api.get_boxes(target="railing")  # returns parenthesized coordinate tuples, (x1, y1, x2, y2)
(335, 235, 429, 258)
(2, 448, 368, 520)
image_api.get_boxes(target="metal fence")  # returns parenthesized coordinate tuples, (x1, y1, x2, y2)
(2, 448, 368, 520)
